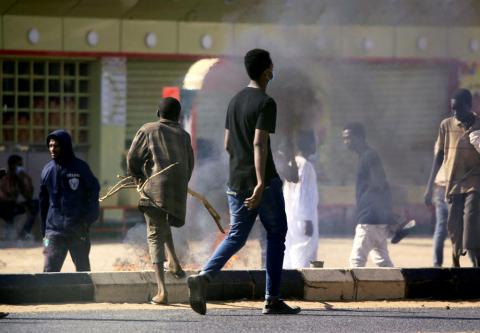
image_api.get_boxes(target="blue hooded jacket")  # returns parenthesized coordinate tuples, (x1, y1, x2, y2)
(40, 130, 100, 237)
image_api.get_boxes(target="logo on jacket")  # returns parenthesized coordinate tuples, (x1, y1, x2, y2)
(69, 177, 80, 191)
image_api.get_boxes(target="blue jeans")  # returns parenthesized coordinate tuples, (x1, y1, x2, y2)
(43, 233, 91, 272)
(433, 186, 448, 267)
(201, 177, 288, 300)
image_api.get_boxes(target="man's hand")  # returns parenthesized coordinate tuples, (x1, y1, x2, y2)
(424, 189, 433, 207)
(244, 183, 264, 210)
(304, 220, 313, 237)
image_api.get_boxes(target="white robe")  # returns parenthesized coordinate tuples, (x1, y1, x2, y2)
(283, 155, 319, 269)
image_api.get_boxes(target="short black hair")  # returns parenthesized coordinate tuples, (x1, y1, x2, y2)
(158, 97, 181, 121)
(7, 154, 22, 169)
(244, 49, 272, 81)
(452, 88, 472, 107)
(296, 130, 316, 157)
(343, 122, 366, 140)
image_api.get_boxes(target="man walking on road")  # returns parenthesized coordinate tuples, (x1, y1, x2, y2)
(343, 122, 396, 267)
(187, 49, 301, 315)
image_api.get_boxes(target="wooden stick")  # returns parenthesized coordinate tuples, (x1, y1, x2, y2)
(188, 188, 225, 234)
(137, 163, 179, 192)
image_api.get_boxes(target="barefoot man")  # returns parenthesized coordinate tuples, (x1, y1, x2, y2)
(127, 97, 194, 304)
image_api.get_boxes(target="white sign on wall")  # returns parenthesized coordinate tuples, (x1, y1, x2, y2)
(101, 57, 127, 125)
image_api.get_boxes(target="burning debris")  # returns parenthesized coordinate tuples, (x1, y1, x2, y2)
(112, 222, 152, 271)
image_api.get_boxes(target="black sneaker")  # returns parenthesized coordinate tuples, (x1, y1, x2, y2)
(187, 274, 208, 315)
(391, 219, 416, 244)
(262, 299, 301, 315)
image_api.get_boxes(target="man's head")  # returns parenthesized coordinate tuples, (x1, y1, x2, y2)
(296, 130, 316, 158)
(157, 97, 181, 122)
(451, 89, 473, 122)
(46, 130, 74, 164)
(7, 154, 22, 173)
(342, 122, 366, 152)
(244, 49, 274, 84)
(48, 138, 61, 160)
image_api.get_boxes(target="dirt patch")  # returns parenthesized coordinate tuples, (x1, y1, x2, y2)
(0, 236, 474, 273)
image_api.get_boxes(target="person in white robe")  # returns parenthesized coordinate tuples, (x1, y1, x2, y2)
(283, 131, 319, 269)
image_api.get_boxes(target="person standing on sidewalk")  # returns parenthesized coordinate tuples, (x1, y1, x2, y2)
(128, 97, 194, 305)
(424, 89, 480, 267)
(283, 131, 319, 269)
(427, 156, 449, 267)
(187, 49, 301, 315)
(40, 130, 100, 272)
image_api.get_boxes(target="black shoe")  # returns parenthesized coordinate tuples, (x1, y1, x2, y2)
(0, 312, 8, 319)
(187, 274, 208, 315)
(262, 299, 301, 315)
(391, 220, 416, 244)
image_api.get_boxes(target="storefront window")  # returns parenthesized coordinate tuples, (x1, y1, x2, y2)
(0, 59, 92, 146)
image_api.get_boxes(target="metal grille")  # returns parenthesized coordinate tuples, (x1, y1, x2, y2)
(0, 58, 93, 147)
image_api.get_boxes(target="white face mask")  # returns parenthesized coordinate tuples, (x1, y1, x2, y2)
(16, 166, 25, 175)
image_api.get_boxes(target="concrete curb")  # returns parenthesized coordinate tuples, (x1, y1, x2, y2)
(1, 268, 480, 304)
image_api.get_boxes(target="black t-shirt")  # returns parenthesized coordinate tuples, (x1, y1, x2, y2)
(225, 87, 279, 192)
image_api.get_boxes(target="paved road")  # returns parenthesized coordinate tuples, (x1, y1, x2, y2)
(2, 307, 480, 333)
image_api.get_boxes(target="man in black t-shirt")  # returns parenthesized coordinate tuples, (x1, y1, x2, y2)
(187, 49, 301, 316)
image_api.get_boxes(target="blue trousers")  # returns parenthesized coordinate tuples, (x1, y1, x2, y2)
(433, 186, 448, 267)
(201, 177, 288, 300)
(43, 233, 91, 272)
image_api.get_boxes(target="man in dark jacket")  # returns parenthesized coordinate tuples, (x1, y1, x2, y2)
(40, 129, 100, 272)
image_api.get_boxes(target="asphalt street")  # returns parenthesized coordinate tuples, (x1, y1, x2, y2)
(2, 306, 480, 333)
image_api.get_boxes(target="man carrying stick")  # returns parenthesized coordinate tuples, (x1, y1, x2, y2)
(127, 97, 194, 304)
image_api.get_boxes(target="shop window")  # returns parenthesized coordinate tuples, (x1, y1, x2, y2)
(64, 80, 75, 93)
(3, 61, 14, 74)
(33, 112, 44, 126)
(33, 62, 45, 75)
(2, 112, 14, 125)
(48, 79, 60, 93)
(33, 79, 45, 92)
(49, 63, 60, 76)
(18, 96, 29, 109)
(33, 97, 45, 110)
(79, 97, 88, 110)
(79, 80, 89, 93)
(79, 63, 88, 76)
(17, 129, 29, 143)
(79, 113, 88, 126)
(3, 78, 14, 92)
(18, 62, 30, 75)
(0, 59, 92, 145)
(3, 95, 14, 108)
(64, 63, 76, 76)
